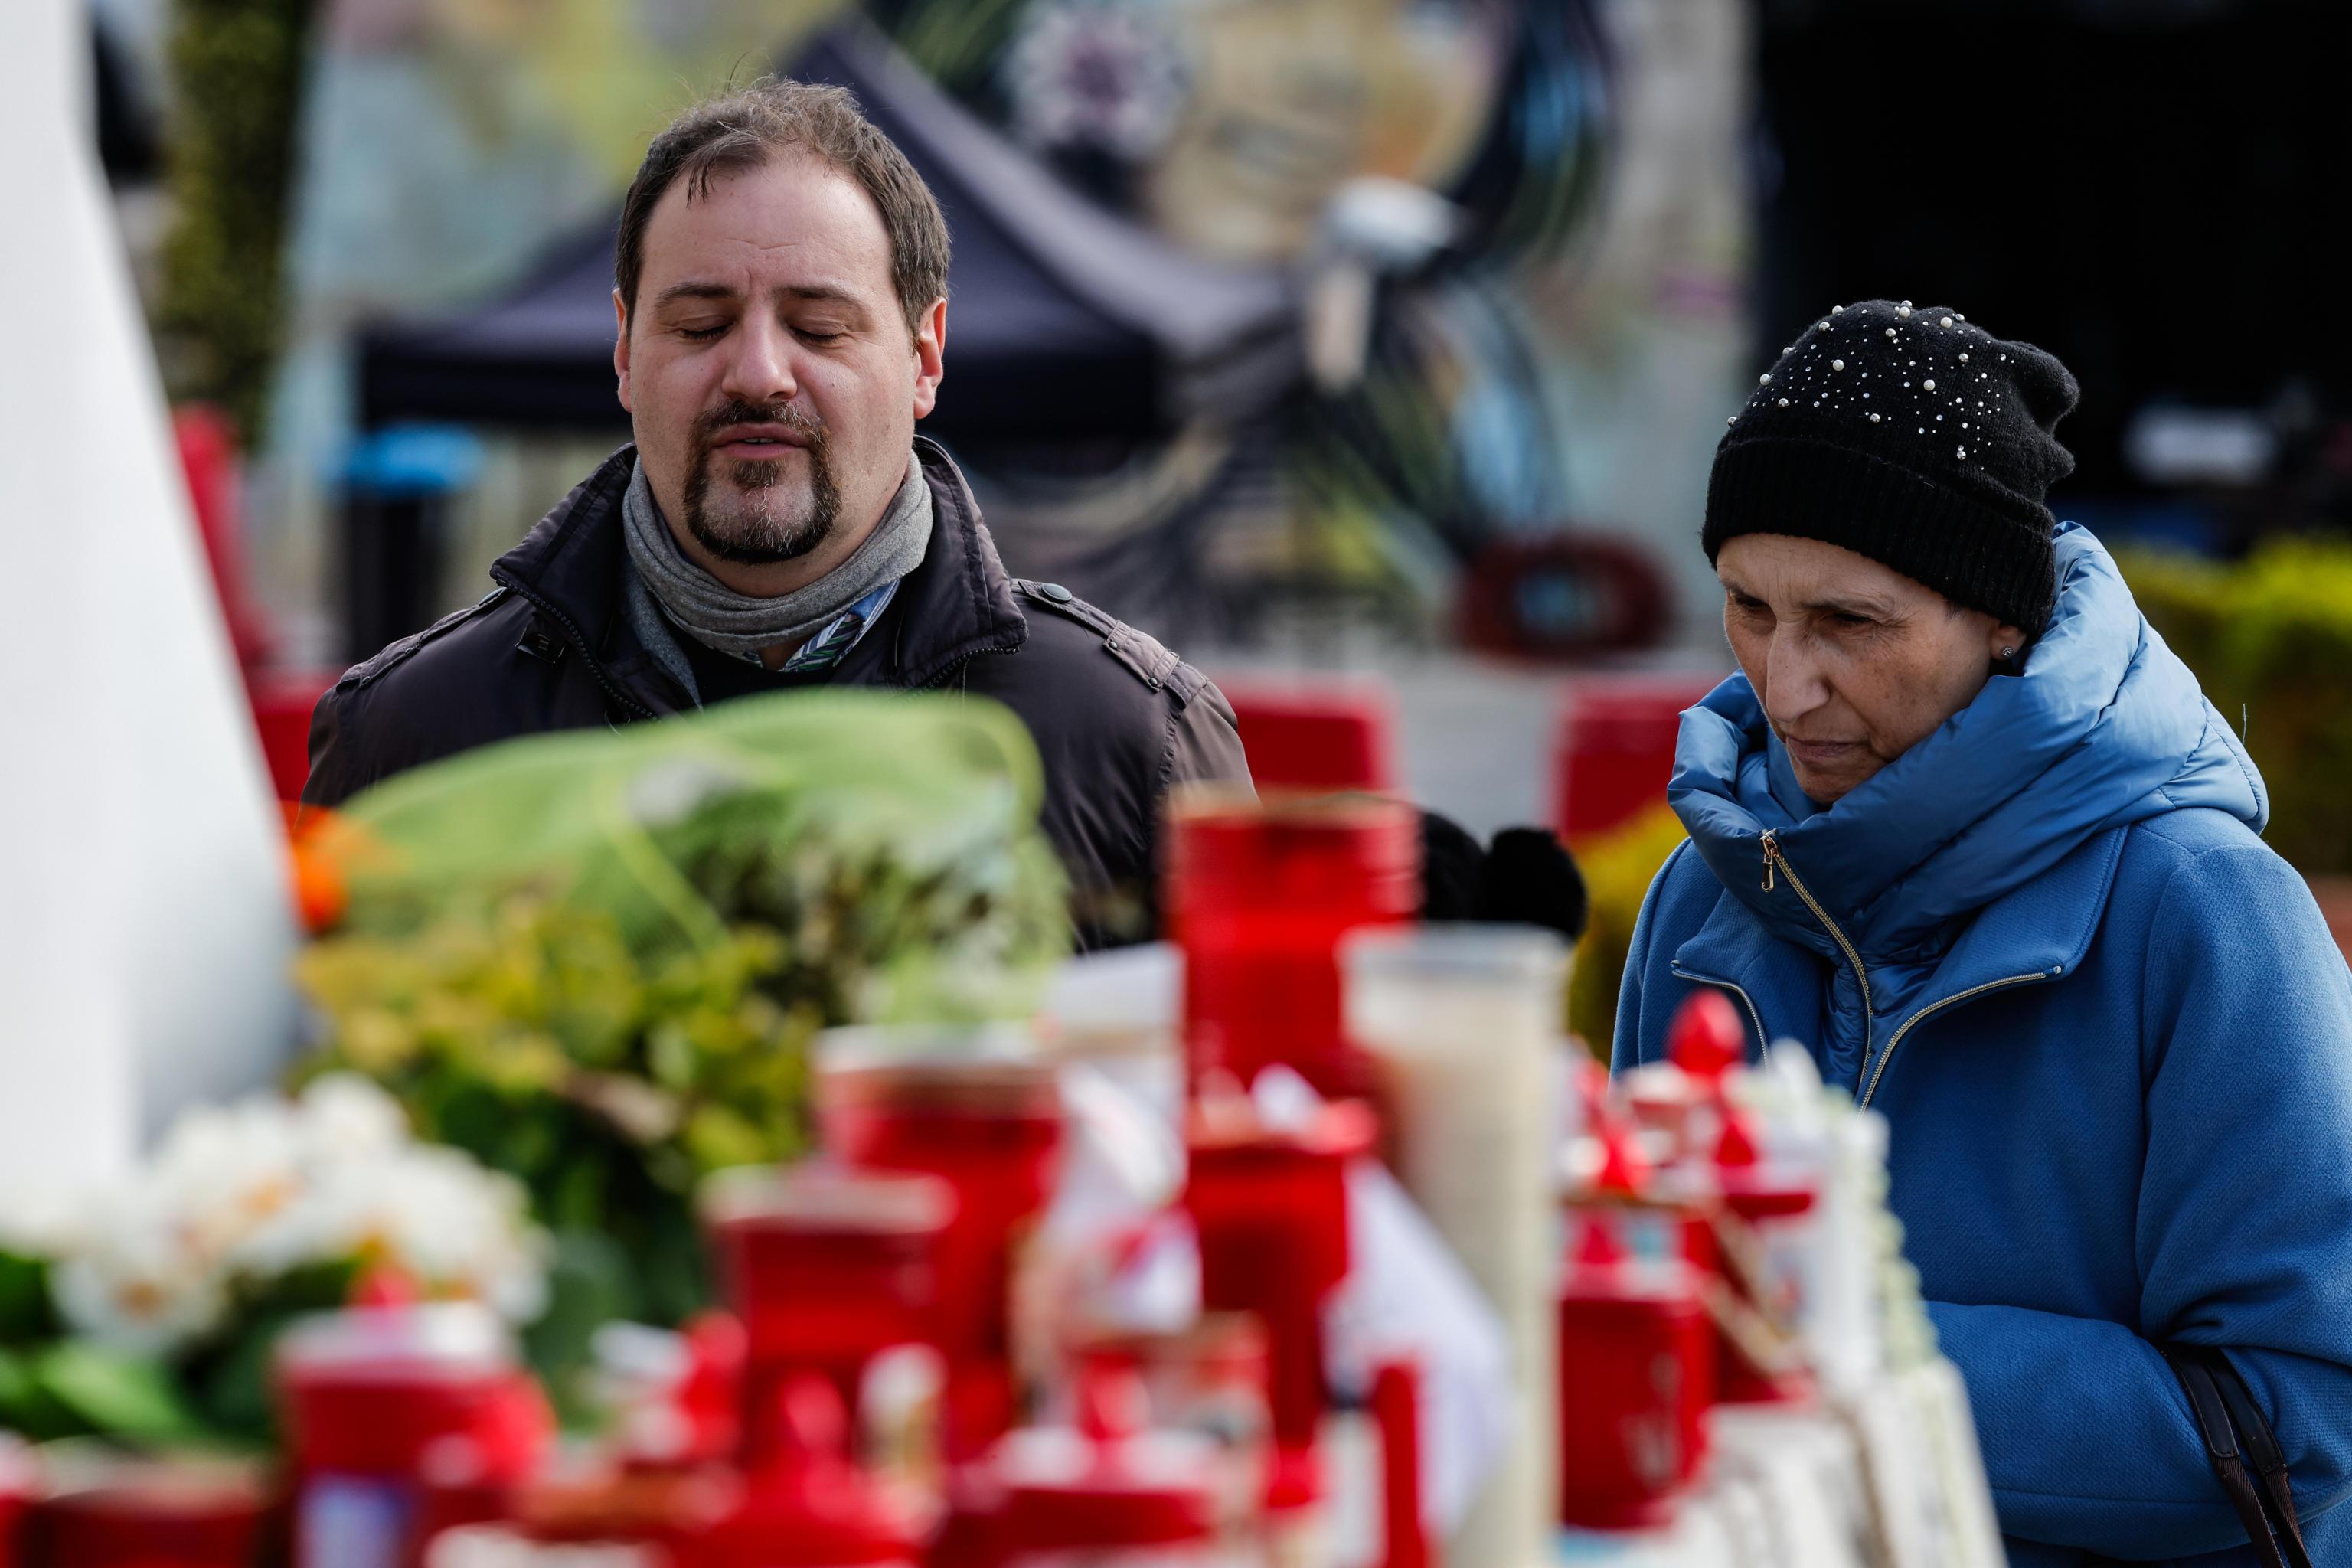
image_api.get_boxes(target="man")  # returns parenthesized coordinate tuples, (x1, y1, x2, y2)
(305, 80, 1253, 943)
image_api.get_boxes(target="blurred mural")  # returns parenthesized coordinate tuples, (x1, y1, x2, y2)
(258, 0, 1750, 655)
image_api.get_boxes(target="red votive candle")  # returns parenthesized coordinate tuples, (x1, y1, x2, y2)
(1557, 1207, 1713, 1531)
(24, 1450, 273, 1568)
(1181, 1091, 1374, 1506)
(816, 1024, 1064, 1464)
(1164, 791, 1419, 1102)
(277, 1300, 551, 1568)
(702, 1161, 954, 1458)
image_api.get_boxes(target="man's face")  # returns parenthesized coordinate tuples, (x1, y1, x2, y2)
(616, 153, 946, 573)
(1717, 534, 2020, 806)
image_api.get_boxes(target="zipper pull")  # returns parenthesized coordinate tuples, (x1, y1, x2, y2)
(1760, 830, 1779, 892)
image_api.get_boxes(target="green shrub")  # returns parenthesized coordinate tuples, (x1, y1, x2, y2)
(2120, 541, 2352, 877)
(155, 0, 318, 444)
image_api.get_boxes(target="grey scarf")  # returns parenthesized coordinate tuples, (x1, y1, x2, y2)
(620, 451, 931, 665)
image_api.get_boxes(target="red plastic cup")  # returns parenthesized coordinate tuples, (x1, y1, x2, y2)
(1182, 1093, 1374, 1494)
(1557, 1209, 1713, 1531)
(817, 1025, 1064, 1463)
(1164, 792, 1419, 1100)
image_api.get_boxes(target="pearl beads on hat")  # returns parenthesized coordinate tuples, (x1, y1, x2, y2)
(1922, 379, 1936, 392)
(1832, 359, 1845, 371)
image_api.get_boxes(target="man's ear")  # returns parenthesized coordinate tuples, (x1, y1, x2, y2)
(612, 289, 633, 413)
(910, 297, 947, 420)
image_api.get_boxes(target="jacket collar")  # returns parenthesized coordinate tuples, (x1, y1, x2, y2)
(488, 436, 1028, 707)
(1671, 822, 2126, 1054)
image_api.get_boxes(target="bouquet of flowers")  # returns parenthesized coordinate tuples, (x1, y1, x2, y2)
(293, 693, 1070, 1347)
(0, 1076, 547, 1446)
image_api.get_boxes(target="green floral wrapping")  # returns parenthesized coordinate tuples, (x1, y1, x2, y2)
(296, 691, 1070, 1349)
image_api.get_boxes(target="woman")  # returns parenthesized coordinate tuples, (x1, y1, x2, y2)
(1614, 300, 2352, 1566)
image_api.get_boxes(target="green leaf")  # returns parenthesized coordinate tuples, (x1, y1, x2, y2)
(0, 1250, 58, 1344)
(0, 1343, 80, 1441)
(521, 1229, 636, 1429)
(32, 1342, 198, 1443)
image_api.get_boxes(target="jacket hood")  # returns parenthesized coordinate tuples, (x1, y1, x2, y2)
(1668, 523, 2265, 960)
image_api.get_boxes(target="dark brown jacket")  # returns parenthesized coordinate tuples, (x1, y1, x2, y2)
(304, 438, 1252, 945)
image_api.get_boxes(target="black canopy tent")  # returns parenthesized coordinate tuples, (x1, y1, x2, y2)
(356, 21, 1304, 443)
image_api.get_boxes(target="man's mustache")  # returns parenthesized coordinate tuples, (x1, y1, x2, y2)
(693, 400, 826, 451)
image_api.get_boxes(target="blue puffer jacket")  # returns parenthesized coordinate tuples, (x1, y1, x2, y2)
(1614, 524, 2352, 1566)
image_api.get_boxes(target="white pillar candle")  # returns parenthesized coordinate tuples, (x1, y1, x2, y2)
(1343, 925, 1571, 1568)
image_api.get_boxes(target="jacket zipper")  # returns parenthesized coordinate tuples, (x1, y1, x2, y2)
(1857, 969, 2056, 1111)
(495, 575, 658, 723)
(1668, 965, 1768, 1058)
(1759, 829, 1876, 1077)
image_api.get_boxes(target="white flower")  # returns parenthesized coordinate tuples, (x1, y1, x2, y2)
(50, 1193, 229, 1356)
(24, 1080, 554, 1351)
(234, 1145, 548, 1325)
(145, 1099, 309, 1266)
(295, 1074, 412, 1165)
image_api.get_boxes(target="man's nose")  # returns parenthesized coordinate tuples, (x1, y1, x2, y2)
(720, 315, 799, 406)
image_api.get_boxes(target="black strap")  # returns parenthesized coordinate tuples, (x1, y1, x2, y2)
(2162, 1345, 2312, 1568)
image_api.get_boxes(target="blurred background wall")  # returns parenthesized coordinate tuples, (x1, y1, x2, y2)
(79, 0, 2352, 870)
(93, 0, 2352, 670)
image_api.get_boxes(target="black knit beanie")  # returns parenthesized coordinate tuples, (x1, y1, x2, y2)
(1704, 300, 2080, 637)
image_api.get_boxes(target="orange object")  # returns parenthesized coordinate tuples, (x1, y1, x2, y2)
(280, 802, 350, 934)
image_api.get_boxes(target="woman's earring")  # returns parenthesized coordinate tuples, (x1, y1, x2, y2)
(1998, 645, 2016, 662)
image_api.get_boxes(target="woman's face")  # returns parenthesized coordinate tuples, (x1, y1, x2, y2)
(1717, 534, 2024, 806)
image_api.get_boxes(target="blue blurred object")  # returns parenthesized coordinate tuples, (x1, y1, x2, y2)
(2057, 498, 2226, 559)
(338, 424, 485, 662)
(341, 423, 484, 498)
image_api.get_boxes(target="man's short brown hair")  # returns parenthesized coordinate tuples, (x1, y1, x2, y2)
(615, 78, 951, 338)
